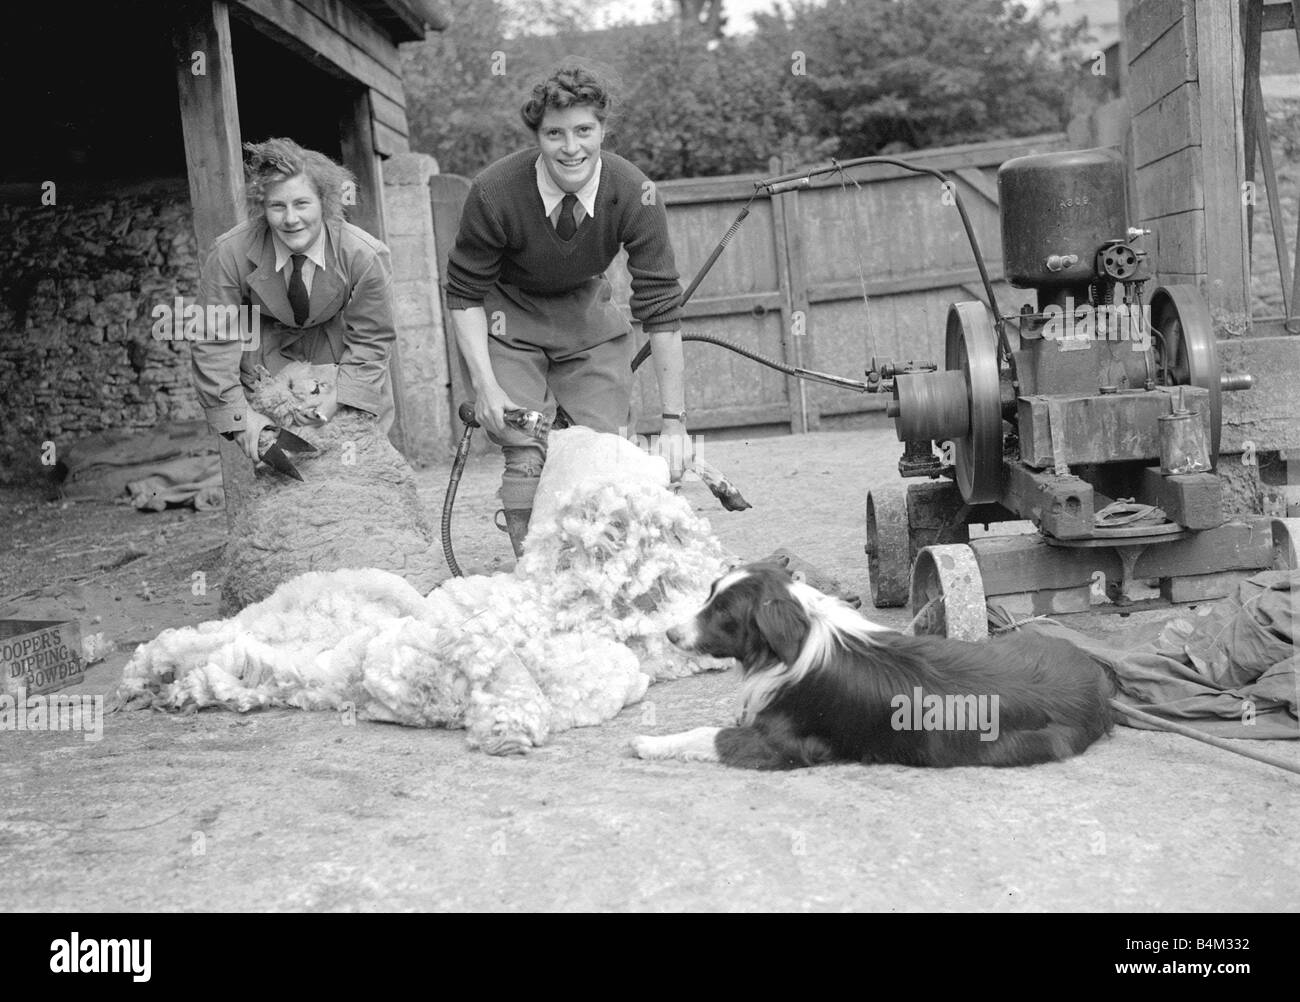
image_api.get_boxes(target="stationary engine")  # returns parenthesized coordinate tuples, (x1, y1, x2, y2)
(864, 148, 1275, 636)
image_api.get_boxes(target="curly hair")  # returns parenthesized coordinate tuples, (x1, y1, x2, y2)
(520, 62, 619, 133)
(242, 137, 356, 222)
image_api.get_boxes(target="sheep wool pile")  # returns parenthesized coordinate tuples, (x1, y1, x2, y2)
(116, 427, 731, 753)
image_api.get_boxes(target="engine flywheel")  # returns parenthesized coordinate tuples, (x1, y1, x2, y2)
(945, 301, 1003, 504)
(1149, 285, 1221, 465)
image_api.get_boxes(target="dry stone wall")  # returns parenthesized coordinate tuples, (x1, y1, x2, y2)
(0, 180, 203, 483)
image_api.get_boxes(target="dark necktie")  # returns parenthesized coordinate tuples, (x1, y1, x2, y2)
(556, 193, 577, 240)
(288, 253, 310, 326)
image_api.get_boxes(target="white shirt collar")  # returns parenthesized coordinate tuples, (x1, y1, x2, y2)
(535, 155, 602, 220)
(272, 226, 328, 274)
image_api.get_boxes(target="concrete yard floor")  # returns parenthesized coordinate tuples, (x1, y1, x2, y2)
(1, 420, 1297, 912)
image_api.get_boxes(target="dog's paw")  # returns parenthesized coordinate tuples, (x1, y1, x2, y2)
(630, 728, 720, 762)
(630, 734, 664, 759)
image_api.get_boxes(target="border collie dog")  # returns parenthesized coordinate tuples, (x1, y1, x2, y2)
(633, 563, 1113, 770)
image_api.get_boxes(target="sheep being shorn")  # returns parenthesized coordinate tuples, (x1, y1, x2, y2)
(217, 362, 445, 615)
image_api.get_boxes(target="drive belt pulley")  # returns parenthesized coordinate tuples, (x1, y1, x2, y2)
(887, 301, 1003, 504)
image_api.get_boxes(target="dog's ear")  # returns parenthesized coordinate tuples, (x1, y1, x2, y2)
(754, 590, 809, 666)
(750, 556, 794, 580)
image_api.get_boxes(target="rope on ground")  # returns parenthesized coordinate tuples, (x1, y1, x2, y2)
(1108, 701, 1300, 778)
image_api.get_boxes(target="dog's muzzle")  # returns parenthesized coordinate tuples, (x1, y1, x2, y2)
(666, 619, 699, 651)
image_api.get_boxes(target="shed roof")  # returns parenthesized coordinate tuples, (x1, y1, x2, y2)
(358, 0, 449, 42)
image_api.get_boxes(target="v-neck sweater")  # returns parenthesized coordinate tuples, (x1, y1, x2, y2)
(444, 149, 683, 346)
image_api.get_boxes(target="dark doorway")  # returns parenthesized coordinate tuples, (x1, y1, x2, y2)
(229, 17, 349, 163)
(2, 0, 187, 186)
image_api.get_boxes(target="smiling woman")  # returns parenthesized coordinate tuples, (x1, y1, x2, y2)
(443, 62, 689, 560)
(191, 137, 397, 463)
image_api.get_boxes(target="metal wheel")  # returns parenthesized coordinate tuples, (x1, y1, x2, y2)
(909, 543, 988, 641)
(1272, 518, 1300, 570)
(866, 485, 910, 607)
(1149, 285, 1221, 465)
(945, 301, 1003, 504)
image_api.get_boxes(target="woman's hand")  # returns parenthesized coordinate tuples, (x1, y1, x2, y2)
(659, 417, 690, 483)
(231, 410, 277, 463)
(294, 392, 339, 426)
(474, 383, 519, 438)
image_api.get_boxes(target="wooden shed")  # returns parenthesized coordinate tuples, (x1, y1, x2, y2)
(171, 0, 446, 250)
(0, 1, 449, 476)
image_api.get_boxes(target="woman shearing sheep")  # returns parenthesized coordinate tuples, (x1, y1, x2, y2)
(192, 137, 396, 461)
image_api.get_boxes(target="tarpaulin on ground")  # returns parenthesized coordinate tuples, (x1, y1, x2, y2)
(55, 421, 221, 510)
(1012, 570, 1299, 740)
(125, 455, 223, 511)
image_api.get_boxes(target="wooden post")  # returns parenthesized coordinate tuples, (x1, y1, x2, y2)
(769, 154, 812, 434)
(429, 173, 481, 453)
(1193, 0, 1251, 333)
(173, 0, 244, 254)
(339, 90, 385, 240)
(339, 87, 409, 456)
(173, 0, 251, 524)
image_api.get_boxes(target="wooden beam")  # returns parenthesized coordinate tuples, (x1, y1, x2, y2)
(173, 0, 248, 524)
(1194, 0, 1251, 330)
(1130, 83, 1200, 170)
(1002, 460, 1097, 538)
(770, 155, 812, 433)
(1136, 144, 1204, 217)
(339, 89, 385, 240)
(808, 265, 1008, 303)
(297, 0, 404, 73)
(966, 517, 1274, 596)
(633, 401, 794, 434)
(1242, 0, 1263, 251)
(1018, 388, 1211, 469)
(678, 290, 784, 320)
(656, 134, 1070, 205)
(1145, 209, 1209, 277)
(233, 0, 406, 106)
(372, 119, 410, 157)
(1126, 0, 1191, 59)
(1289, 0, 1300, 325)
(370, 87, 410, 140)
(1138, 467, 1224, 528)
(369, 0, 441, 39)
(428, 173, 482, 448)
(954, 167, 1000, 207)
(1126, 13, 1197, 115)
(173, 0, 245, 254)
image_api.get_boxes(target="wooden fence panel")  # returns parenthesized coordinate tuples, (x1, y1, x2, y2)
(606, 183, 800, 433)
(616, 133, 1066, 433)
